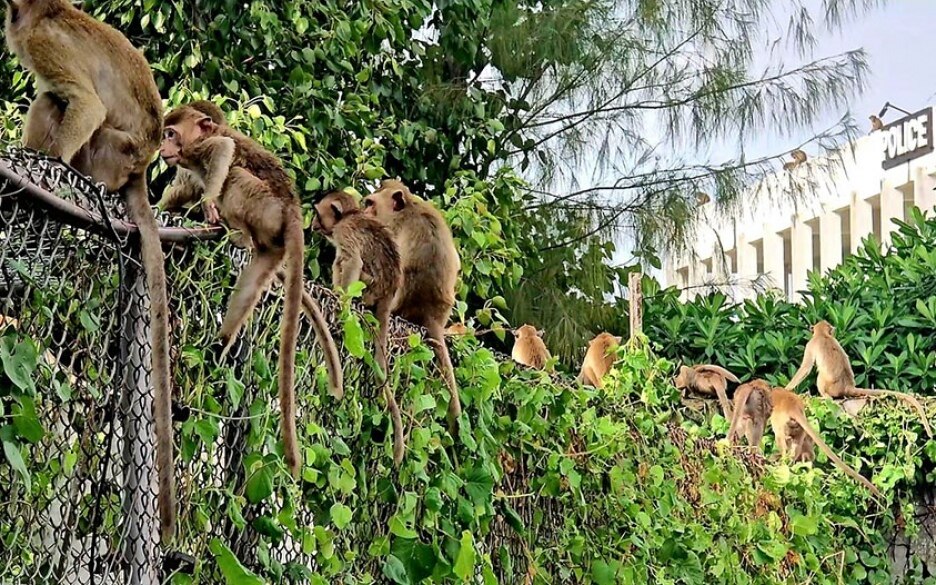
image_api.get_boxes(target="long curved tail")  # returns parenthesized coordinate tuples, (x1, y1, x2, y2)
(427, 324, 460, 430)
(277, 269, 344, 400)
(279, 215, 303, 477)
(849, 387, 933, 438)
(795, 411, 883, 500)
(123, 174, 175, 544)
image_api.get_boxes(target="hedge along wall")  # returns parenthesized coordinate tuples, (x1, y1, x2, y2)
(0, 160, 925, 585)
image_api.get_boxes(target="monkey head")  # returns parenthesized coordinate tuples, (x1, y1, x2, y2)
(812, 320, 834, 337)
(362, 179, 411, 219)
(311, 190, 360, 238)
(160, 106, 219, 166)
(590, 332, 622, 351)
(673, 365, 691, 389)
(513, 324, 544, 340)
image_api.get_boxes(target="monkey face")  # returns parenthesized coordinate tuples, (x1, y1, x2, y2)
(160, 109, 215, 166)
(312, 191, 358, 237)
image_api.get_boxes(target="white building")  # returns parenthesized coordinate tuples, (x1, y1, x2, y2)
(664, 106, 936, 302)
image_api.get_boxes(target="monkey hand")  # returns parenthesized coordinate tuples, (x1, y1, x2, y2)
(202, 198, 221, 224)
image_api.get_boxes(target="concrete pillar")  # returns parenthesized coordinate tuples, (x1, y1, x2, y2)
(762, 229, 784, 292)
(819, 210, 843, 271)
(737, 236, 756, 278)
(913, 167, 936, 217)
(790, 216, 812, 299)
(850, 192, 874, 253)
(879, 181, 904, 247)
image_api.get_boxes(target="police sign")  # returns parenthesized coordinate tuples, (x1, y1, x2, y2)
(881, 108, 934, 170)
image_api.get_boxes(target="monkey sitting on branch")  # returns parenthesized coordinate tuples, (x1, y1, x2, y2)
(674, 364, 740, 420)
(362, 179, 463, 431)
(159, 101, 318, 477)
(312, 190, 405, 466)
(728, 379, 883, 499)
(786, 320, 933, 438)
(577, 332, 622, 389)
(511, 325, 552, 371)
(782, 149, 807, 171)
(5, 0, 176, 542)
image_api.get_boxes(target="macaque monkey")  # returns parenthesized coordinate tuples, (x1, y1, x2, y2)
(726, 379, 771, 450)
(160, 102, 308, 477)
(787, 320, 933, 437)
(782, 149, 807, 171)
(577, 332, 622, 389)
(674, 364, 740, 420)
(444, 322, 469, 337)
(694, 192, 711, 206)
(869, 115, 883, 133)
(158, 101, 343, 401)
(311, 190, 405, 465)
(511, 324, 551, 370)
(729, 380, 882, 498)
(362, 179, 462, 428)
(5, 0, 175, 542)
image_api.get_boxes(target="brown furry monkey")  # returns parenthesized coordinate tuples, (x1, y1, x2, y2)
(157, 101, 343, 401)
(6, 0, 175, 542)
(726, 379, 772, 450)
(312, 189, 405, 465)
(160, 102, 305, 476)
(674, 364, 740, 420)
(577, 332, 622, 389)
(730, 380, 882, 498)
(782, 149, 807, 171)
(362, 179, 462, 429)
(511, 324, 551, 370)
(786, 320, 932, 437)
(869, 115, 883, 133)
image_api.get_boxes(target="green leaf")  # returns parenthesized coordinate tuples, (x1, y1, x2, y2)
(382, 554, 411, 585)
(209, 538, 265, 584)
(1, 338, 38, 391)
(591, 560, 616, 585)
(464, 466, 494, 506)
(245, 465, 274, 503)
(453, 530, 475, 580)
(389, 516, 418, 539)
(12, 396, 44, 443)
(330, 503, 353, 529)
(2, 439, 30, 491)
(343, 315, 367, 358)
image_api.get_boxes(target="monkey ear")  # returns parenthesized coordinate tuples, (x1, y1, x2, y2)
(196, 115, 216, 133)
(329, 201, 343, 219)
(391, 189, 407, 211)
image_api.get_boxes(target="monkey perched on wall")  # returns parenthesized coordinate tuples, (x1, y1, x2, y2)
(158, 101, 343, 401)
(312, 190, 405, 465)
(5, 0, 175, 542)
(577, 332, 622, 389)
(160, 102, 311, 477)
(782, 149, 807, 171)
(786, 320, 933, 437)
(730, 380, 882, 498)
(674, 364, 740, 420)
(511, 325, 551, 370)
(362, 179, 463, 429)
(869, 115, 884, 133)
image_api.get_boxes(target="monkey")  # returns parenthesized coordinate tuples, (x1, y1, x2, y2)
(160, 103, 307, 477)
(577, 332, 622, 389)
(694, 192, 711, 206)
(727, 379, 771, 450)
(311, 189, 405, 465)
(769, 387, 882, 498)
(674, 364, 740, 420)
(157, 101, 343, 402)
(786, 320, 933, 438)
(782, 149, 807, 171)
(729, 380, 883, 498)
(511, 324, 551, 370)
(5, 0, 175, 542)
(361, 179, 463, 429)
(444, 322, 469, 337)
(869, 115, 884, 133)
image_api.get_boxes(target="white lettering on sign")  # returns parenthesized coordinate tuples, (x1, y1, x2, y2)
(883, 111, 932, 163)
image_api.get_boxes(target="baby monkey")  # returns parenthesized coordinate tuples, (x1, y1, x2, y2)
(511, 324, 551, 370)
(577, 332, 622, 389)
(312, 190, 405, 465)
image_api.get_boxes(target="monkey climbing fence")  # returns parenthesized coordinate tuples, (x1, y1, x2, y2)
(0, 148, 446, 583)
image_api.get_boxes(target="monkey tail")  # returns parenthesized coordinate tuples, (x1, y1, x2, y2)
(376, 301, 404, 465)
(795, 411, 883, 500)
(385, 384, 405, 466)
(279, 214, 303, 477)
(849, 387, 933, 438)
(123, 173, 175, 544)
(427, 325, 461, 430)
